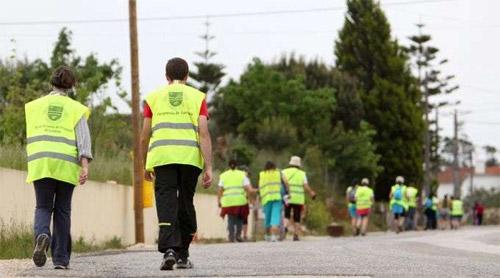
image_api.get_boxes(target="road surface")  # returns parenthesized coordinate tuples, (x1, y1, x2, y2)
(1, 226, 500, 277)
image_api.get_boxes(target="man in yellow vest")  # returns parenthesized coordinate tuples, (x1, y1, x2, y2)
(389, 176, 407, 233)
(25, 66, 92, 269)
(282, 156, 316, 241)
(354, 178, 374, 236)
(405, 184, 419, 231)
(141, 58, 212, 270)
(218, 160, 257, 242)
(450, 196, 464, 230)
(258, 161, 288, 242)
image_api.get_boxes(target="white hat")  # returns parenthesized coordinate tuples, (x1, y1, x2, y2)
(396, 176, 405, 183)
(289, 156, 302, 167)
(361, 178, 369, 185)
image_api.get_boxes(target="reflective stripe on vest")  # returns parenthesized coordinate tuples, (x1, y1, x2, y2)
(355, 186, 373, 209)
(451, 200, 464, 216)
(25, 95, 89, 186)
(145, 83, 205, 171)
(282, 167, 306, 205)
(220, 169, 248, 207)
(259, 169, 282, 206)
(407, 187, 418, 208)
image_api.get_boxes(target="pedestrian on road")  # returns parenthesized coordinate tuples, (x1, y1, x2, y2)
(404, 184, 418, 231)
(424, 193, 438, 230)
(346, 180, 359, 236)
(438, 195, 450, 230)
(474, 202, 484, 225)
(450, 196, 464, 230)
(282, 156, 316, 241)
(258, 161, 289, 242)
(218, 160, 256, 242)
(354, 178, 374, 236)
(25, 66, 92, 270)
(389, 176, 407, 233)
(141, 57, 213, 270)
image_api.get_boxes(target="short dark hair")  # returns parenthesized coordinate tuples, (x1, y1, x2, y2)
(165, 57, 189, 81)
(51, 66, 76, 90)
(264, 161, 276, 171)
(228, 159, 237, 169)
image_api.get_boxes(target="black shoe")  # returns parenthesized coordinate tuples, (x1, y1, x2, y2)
(33, 234, 50, 267)
(355, 227, 361, 236)
(293, 234, 299, 241)
(54, 265, 69, 270)
(176, 258, 194, 269)
(160, 249, 177, 271)
(236, 237, 244, 242)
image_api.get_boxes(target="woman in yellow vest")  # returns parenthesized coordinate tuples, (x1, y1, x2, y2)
(218, 160, 257, 242)
(450, 196, 464, 230)
(282, 156, 316, 241)
(354, 178, 374, 236)
(25, 66, 92, 269)
(258, 161, 289, 242)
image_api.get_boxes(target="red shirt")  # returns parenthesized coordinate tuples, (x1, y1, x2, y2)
(143, 99, 208, 118)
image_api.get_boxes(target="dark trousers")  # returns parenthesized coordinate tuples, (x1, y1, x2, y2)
(405, 207, 416, 230)
(33, 178, 74, 266)
(227, 214, 243, 242)
(425, 208, 437, 230)
(154, 164, 201, 259)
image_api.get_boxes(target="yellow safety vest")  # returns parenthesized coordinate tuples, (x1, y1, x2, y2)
(390, 184, 407, 208)
(282, 167, 306, 205)
(407, 186, 418, 208)
(25, 94, 89, 186)
(220, 169, 248, 207)
(145, 83, 205, 171)
(355, 185, 373, 210)
(451, 200, 464, 216)
(258, 169, 282, 206)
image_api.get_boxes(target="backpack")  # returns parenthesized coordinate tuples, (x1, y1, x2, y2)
(348, 187, 357, 203)
(424, 198, 432, 209)
(393, 186, 403, 201)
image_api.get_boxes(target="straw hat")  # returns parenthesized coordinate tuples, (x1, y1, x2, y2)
(289, 156, 302, 167)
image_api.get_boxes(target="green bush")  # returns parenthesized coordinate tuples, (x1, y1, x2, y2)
(305, 199, 332, 235)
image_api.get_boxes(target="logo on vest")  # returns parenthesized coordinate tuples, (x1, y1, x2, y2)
(169, 91, 183, 107)
(48, 104, 64, 121)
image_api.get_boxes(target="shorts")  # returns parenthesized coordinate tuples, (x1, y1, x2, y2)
(285, 204, 303, 222)
(242, 204, 249, 225)
(263, 200, 282, 228)
(439, 209, 449, 220)
(356, 208, 371, 217)
(392, 204, 404, 218)
(348, 205, 358, 219)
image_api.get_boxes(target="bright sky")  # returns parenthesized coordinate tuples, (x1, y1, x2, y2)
(1, 0, 498, 167)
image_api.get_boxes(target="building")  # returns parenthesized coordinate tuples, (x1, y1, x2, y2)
(437, 166, 500, 199)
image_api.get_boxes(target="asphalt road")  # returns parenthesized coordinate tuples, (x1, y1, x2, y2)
(2, 226, 500, 277)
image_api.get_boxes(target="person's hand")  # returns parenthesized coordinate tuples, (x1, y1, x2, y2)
(218, 201, 222, 208)
(311, 191, 317, 200)
(144, 170, 154, 181)
(202, 166, 212, 189)
(79, 166, 88, 185)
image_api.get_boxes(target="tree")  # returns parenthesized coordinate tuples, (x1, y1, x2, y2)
(335, 0, 425, 199)
(189, 20, 225, 96)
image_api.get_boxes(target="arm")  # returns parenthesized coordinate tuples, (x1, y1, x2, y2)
(199, 116, 213, 188)
(217, 187, 224, 208)
(75, 116, 93, 185)
(304, 182, 316, 199)
(141, 117, 153, 180)
(281, 173, 290, 194)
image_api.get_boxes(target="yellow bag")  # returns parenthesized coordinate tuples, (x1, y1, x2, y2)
(143, 179, 154, 208)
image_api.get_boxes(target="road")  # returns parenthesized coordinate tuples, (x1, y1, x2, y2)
(1, 226, 500, 277)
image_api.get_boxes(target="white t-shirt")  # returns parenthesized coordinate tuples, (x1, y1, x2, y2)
(218, 176, 251, 188)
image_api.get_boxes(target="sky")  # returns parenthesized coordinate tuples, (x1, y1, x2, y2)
(1, 0, 499, 168)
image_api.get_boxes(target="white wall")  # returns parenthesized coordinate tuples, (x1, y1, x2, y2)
(0, 168, 240, 245)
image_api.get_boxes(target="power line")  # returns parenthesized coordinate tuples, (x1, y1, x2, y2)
(0, 0, 457, 26)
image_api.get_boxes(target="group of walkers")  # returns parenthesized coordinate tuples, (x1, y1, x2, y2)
(217, 156, 316, 243)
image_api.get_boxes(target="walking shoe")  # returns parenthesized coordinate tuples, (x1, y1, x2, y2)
(32, 233, 50, 267)
(355, 227, 361, 236)
(293, 234, 299, 241)
(160, 249, 177, 271)
(176, 258, 194, 269)
(236, 237, 244, 242)
(54, 265, 69, 270)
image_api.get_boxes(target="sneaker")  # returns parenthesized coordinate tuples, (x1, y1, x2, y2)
(54, 265, 69, 270)
(355, 227, 361, 236)
(176, 258, 194, 269)
(236, 237, 244, 242)
(33, 234, 50, 267)
(293, 234, 299, 241)
(160, 249, 177, 271)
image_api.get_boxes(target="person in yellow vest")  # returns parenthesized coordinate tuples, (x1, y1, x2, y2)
(141, 58, 212, 271)
(346, 181, 359, 236)
(218, 160, 257, 242)
(389, 176, 407, 233)
(25, 66, 92, 269)
(404, 184, 418, 231)
(282, 156, 316, 241)
(354, 178, 374, 236)
(424, 193, 438, 230)
(450, 196, 464, 230)
(259, 161, 289, 242)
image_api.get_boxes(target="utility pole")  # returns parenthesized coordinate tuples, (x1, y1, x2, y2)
(423, 72, 431, 196)
(128, 0, 144, 243)
(452, 109, 460, 198)
(469, 149, 474, 196)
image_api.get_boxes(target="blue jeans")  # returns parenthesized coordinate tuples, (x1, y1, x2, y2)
(34, 178, 74, 266)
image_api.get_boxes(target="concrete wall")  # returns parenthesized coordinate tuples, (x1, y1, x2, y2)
(0, 168, 239, 245)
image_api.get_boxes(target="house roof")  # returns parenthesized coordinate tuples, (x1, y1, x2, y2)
(485, 166, 500, 175)
(438, 167, 474, 184)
